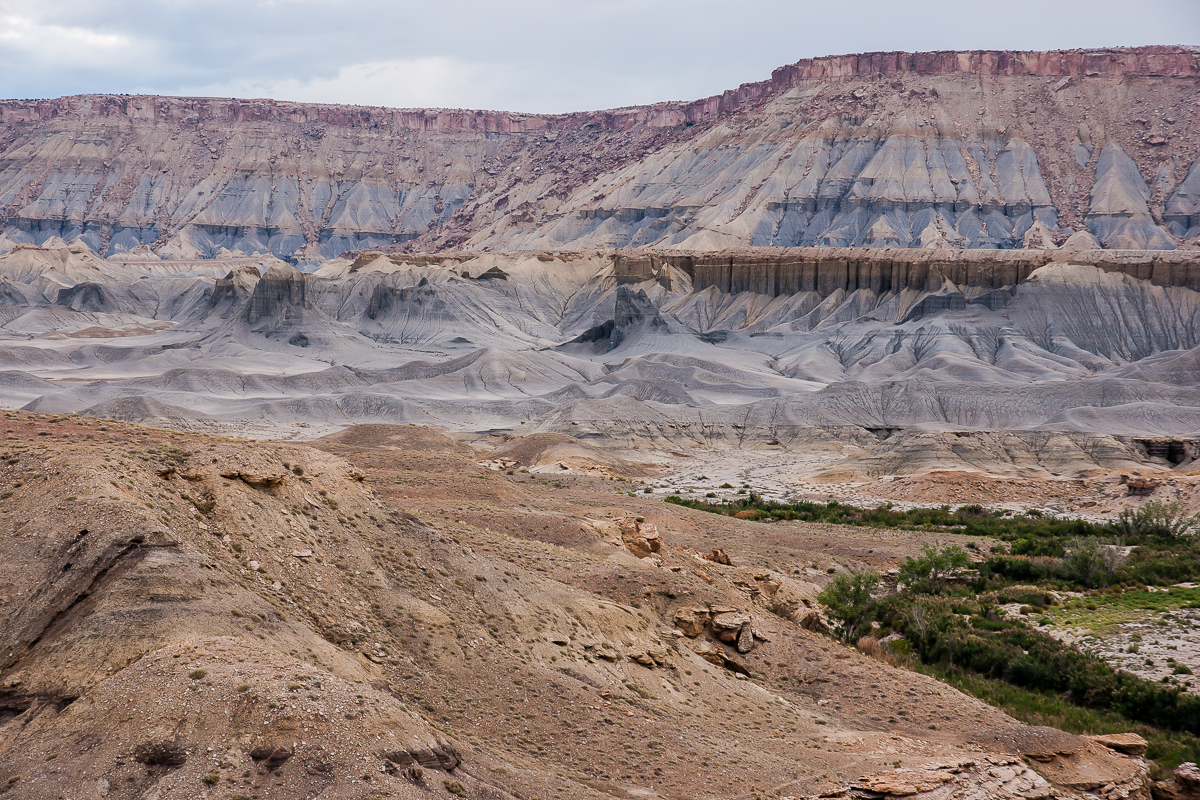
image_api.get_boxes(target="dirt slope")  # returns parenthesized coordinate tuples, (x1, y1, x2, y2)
(0, 414, 1160, 799)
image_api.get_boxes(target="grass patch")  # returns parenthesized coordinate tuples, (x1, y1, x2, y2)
(1043, 586, 1200, 635)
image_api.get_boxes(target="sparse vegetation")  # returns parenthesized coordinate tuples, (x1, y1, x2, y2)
(182, 490, 216, 515)
(665, 494, 1200, 585)
(133, 741, 187, 767)
(815, 549, 1200, 770)
(156, 443, 191, 466)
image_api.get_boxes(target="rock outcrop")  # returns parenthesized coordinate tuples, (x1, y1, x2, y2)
(618, 514, 662, 559)
(614, 247, 1200, 297)
(246, 263, 311, 324)
(1155, 763, 1200, 800)
(830, 732, 1153, 800)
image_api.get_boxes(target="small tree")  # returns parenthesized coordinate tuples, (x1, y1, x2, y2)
(898, 542, 972, 594)
(1059, 537, 1123, 588)
(1107, 501, 1200, 542)
(817, 569, 881, 643)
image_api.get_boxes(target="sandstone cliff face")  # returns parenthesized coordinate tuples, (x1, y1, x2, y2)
(612, 247, 1200, 295)
(0, 47, 1197, 260)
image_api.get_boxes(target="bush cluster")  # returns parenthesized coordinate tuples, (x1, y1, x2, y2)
(666, 495, 1200, 585)
(813, 541, 1200, 768)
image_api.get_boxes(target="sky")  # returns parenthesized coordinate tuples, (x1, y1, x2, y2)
(1, 0, 1197, 114)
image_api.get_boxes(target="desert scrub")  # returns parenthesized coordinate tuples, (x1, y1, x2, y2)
(665, 495, 1200, 586)
(155, 444, 191, 466)
(810, 541, 1200, 771)
(922, 663, 1200, 770)
(1109, 502, 1200, 541)
(817, 569, 880, 642)
(182, 490, 216, 515)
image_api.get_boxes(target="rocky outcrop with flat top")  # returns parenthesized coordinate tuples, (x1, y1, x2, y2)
(2, 47, 1198, 260)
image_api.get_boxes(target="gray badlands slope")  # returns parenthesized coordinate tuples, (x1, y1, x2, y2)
(2, 47, 1200, 260)
(0, 241, 1197, 484)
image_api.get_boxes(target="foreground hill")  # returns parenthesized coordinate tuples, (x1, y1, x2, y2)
(0, 413, 1166, 799)
(1, 47, 1198, 260)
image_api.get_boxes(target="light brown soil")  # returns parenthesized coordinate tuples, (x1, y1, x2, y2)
(865, 470, 1200, 517)
(0, 417, 1153, 800)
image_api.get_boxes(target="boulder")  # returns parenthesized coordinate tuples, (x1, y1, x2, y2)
(672, 607, 709, 637)
(710, 611, 749, 643)
(619, 515, 661, 559)
(691, 643, 725, 667)
(627, 645, 668, 667)
(797, 609, 828, 633)
(249, 744, 293, 771)
(382, 741, 461, 772)
(1088, 733, 1148, 757)
(1178, 763, 1200, 789)
(221, 469, 287, 488)
(735, 624, 755, 654)
(706, 548, 733, 565)
(690, 642, 751, 676)
(752, 572, 781, 598)
(1155, 766, 1200, 800)
(1124, 475, 1162, 495)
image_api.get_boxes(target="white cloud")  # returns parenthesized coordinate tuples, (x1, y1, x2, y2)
(187, 56, 516, 110)
(0, 0, 1196, 110)
(0, 12, 137, 67)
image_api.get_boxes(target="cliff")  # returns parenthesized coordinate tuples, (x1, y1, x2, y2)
(614, 247, 1200, 295)
(1, 46, 1198, 261)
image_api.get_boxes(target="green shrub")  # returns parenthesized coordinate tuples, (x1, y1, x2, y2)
(817, 569, 880, 643)
(1060, 537, 1123, 588)
(1109, 502, 1200, 542)
(898, 542, 971, 594)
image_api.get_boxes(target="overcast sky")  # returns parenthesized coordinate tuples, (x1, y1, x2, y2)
(1, 0, 1197, 113)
